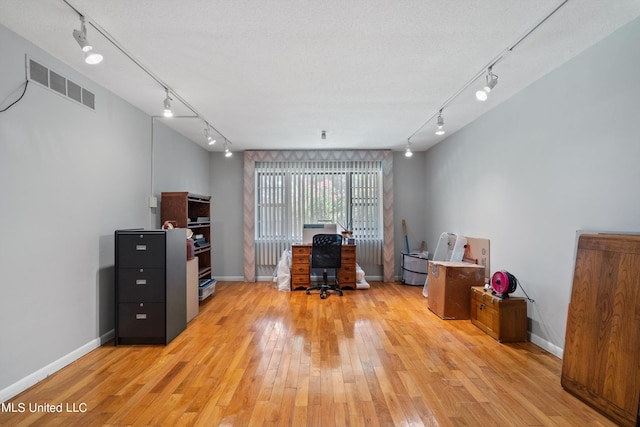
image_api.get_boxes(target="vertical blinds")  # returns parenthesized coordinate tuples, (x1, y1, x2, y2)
(255, 160, 383, 266)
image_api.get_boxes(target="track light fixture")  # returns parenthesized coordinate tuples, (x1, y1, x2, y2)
(435, 111, 446, 135)
(476, 68, 498, 101)
(404, 139, 413, 157)
(163, 88, 173, 117)
(406, 2, 566, 150)
(224, 140, 232, 157)
(64, 3, 236, 154)
(204, 125, 216, 145)
(72, 15, 103, 65)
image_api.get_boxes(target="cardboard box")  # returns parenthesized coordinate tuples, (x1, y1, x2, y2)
(427, 261, 485, 319)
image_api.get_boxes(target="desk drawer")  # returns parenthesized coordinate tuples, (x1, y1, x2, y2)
(292, 274, 310, 286)
(291, 263, 309, 275)
(341, 254, 356, 264)
(341, 245, 356, 255)
(292, 255, 310, 265)
(292, 246, 311, 256)
(338, 270, 356, 285)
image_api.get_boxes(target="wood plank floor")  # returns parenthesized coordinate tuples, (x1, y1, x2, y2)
(1, 281, 617, 426)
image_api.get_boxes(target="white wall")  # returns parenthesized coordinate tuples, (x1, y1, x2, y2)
(0, 24, 210, 400)
(422, 17, 640, 356)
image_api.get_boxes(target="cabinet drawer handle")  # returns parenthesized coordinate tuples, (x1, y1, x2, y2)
(136, 279, 147, 285)
(136, 245, 147, 251)
(479, 303, 485, 310)
(135, 313, 147, 320)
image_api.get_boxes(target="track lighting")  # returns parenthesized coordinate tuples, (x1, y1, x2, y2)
(204, 126, 216, 145)
(72, 16, 102, 65)
(224, 140, 232, 157)
(404, 139, 413, 157)
(476, 68, 498, 101)
(163, 89, 173, 117)
(435, 112, 446, 135)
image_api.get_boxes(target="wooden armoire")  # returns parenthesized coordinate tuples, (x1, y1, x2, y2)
(561, 233, 640, 427)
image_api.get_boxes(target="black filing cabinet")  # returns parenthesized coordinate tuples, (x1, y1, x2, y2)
(115, 229, 186, 345)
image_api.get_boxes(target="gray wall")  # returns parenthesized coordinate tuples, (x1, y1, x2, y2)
(209, 151, 428, 280)
(153, 121, 211, 227)
(210, 152, 244, 279)
(393, 151, 428, 275)
(0, 24, 210, 400)
(422, 17, 640, 356)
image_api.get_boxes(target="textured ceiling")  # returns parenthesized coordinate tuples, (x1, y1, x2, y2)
(1, 1, 639, 153)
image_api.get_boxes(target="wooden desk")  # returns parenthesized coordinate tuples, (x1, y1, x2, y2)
(291, 244, 356, 290)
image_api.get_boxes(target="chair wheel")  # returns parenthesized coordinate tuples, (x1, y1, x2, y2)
(320, 292, 327, 299)
(306, 290, 310, 295)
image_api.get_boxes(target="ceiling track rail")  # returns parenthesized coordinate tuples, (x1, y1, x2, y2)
(61, 0, 231, 145)
(408, 0, 569, 142)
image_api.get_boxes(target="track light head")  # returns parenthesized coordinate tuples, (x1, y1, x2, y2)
(72, 16, 102, 64)
(484, 72, 498, 93)
(435, 113, 446, 135)
(404, 146, 413, 157)
(404, 139, 413, 157)
(204, 127, 216, 145)
(72, 29, 92, 52)
(476, 69, 498, 101)
(163, 89, 173, 117)
(224, 140, 232, 157)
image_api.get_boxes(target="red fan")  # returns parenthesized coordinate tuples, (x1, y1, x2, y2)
(491, 270, 518, 297)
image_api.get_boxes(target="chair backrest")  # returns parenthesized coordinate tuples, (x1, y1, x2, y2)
(311, 234, 342, 269)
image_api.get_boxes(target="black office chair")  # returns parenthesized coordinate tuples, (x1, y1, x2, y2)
(306, 234, 343, 299)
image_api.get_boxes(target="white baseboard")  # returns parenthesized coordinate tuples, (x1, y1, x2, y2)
(214, 276, 246, 282)
(529, 332, 564, 359)
(0, 329, 114, 403)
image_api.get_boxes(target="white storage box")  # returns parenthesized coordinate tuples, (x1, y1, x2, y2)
(432, 232, 467, 262)
(401, 252, 429, 286)
(198, 278, 216, 301)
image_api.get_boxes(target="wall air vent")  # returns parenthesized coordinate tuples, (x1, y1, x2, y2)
(26, 56, 95, 111)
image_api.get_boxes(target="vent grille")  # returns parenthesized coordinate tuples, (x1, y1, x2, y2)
(27, 57, 95, 111)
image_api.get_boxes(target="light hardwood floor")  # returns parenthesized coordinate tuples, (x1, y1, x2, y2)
(1, 281, 616, 426)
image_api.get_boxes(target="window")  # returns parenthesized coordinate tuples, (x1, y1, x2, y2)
(255, 160, 382, 265)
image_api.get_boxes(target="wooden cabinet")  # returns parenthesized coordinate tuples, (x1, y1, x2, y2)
(115, 229, 186, 345)
(161, 192, 212, 281)
(290, 244, 356, 290)
(470, 287, 527, 342)
(291, 245, 312, 290)
(337, 244, 357, 288)
(561, 233, 640, 427)
(427, 261, 484, 319)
